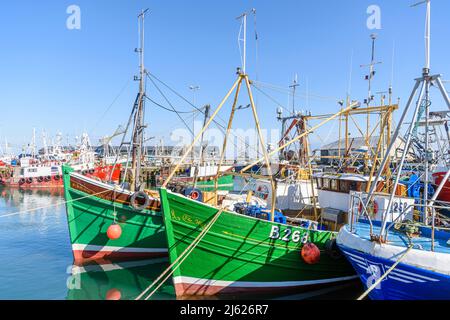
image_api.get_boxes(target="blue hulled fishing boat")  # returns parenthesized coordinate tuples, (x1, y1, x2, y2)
(337, 0, 450, 300)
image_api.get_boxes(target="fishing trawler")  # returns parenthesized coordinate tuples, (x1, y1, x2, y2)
(337, 0, 450, 300)
(0, 132, 117, 188)
(63, 10, 232, 265)
(155, 11, 358, 299)
(63, 10, 167, 265)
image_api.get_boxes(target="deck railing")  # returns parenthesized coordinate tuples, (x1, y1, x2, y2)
(348, 191, 450, 251)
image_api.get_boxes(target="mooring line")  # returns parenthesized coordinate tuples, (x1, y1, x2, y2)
(135, 208, 224, 300)
(0, 189, 112, 218)
(357, 245, 413, 300)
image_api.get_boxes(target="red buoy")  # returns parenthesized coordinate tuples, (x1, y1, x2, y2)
(105, 288, 121, 300)
(107, 224, 122, 240)
(301, 242, 321, 264)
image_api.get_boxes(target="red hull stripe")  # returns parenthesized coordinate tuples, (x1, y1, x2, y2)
(72, 245, 168, 265)
(173, 275, 358, 296)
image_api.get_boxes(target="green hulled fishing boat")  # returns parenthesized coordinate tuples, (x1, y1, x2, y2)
(63, 165, 167, 265)
(63, 165, 233, 265)
(160, 187, 357, 297)
(62, 10, 233, 265)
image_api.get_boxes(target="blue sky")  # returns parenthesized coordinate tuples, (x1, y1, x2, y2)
(0, 0, 449, 152)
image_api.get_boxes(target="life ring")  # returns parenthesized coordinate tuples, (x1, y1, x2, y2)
(190, 190, 200, 200)
(130, 191, 150, 211)
(256, 185, 269, 200)
(26, 177, 33, 184)
(54, 175, 61, 181)
(358, 199, 378, 216)
(37, 176, 44, 183)
(45, 176, 51, 182)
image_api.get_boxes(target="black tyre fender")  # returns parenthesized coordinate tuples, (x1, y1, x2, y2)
(130, 191, 150, 211)
(325, 238, 342, 259)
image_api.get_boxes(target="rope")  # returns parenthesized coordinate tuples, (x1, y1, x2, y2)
(147, 76, 194, 136)
(135, 207, 224, 300)
(89, 77, 133, 135)
(0, 188, 111, 219)
(146, 72, 263, 160)
(357, 245, 413, 300)
(145, 95, 199, 114)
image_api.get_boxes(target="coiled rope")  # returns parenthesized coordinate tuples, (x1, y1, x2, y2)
(135, 207, 224, 300)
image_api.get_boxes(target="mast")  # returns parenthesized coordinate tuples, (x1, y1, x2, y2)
(289, 74, 299, 114)
(422, 0, 431, 225)
(130, 8, 149, 191)
(372, 0, 450, 244)
(361, 34, 381, 171)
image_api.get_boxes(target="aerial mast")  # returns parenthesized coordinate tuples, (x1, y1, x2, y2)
(130, 8, 149, 191)
(361, 33, 381, 171)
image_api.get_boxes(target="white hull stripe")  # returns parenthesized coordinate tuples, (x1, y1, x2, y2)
(72, 244, 168, 253)
(342, 249, 439, 283)
(173, 275, 358, 288)
(344, 250, 365, 262)
(385, 265, 439, 282)
(71, 257, 169, 274)
(389, 276, 412, 284)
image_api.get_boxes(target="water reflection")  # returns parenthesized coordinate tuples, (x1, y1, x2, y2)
(0, 187, 64, 213)
(67, 258, 175, 300)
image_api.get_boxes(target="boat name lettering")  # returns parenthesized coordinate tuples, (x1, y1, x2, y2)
(269, 226, 307, 243)
(392, 201, 408, 213)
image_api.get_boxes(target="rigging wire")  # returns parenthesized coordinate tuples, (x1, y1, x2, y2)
(146, 72, 264, 159)
(147, 76, 194, 136)
(252, 80, 340, 102)
(144, 95, 199, 114)
(89, 77, 133, 134)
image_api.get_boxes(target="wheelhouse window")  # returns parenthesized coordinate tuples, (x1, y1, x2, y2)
(322, 178, 330, 190)
(340, 180, 350, 193)
(361, 182, 367, 192)
(330, 179, 338, 191)
(316, 178, 323, 189)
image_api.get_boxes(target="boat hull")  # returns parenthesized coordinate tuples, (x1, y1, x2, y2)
(159, 188, 357, 297)
(337, 225, 450, 300)
(338, 244, 450, 300)
(0, 176, 63, 188)
(63, 165, 167, 265)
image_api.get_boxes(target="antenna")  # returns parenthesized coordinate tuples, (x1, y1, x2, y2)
(236, 12, 247, 74)
(289, 74, 299, 114)
(130, 8, 149, 191)
(347, 49, 354, 98)
(360, 33, 382, 107)
(389, 40, 396, 104)
(252, 8, 258, 80)
(411, 0, 431, 71)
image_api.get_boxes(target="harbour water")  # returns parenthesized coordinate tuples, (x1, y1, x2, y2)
(0, 186, 364, 300)
(0, 187, 174, 300)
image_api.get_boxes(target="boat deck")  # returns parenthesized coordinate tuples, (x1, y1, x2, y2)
(352, 222, 450, 254)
